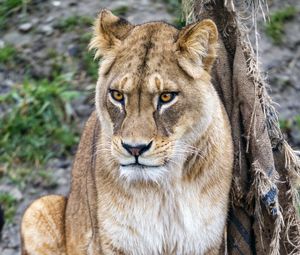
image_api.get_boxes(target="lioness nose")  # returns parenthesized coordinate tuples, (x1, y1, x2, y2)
(122, 141, 152, 157)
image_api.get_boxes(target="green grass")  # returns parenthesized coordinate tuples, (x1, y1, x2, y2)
(265, 6, 298, 44)
(279, 119, 292, 132)
(295, 116, 300, 128)
(0, 0, 30, 29)
(0, 44, 17, 63)
(112, 6, 129, 16)
(0, 167, 57, 224)
(164, 0, 185, 28)
(4, 167, 57, 190)
(0, 75, 80, 167)
(54, 16, 99, 81)
(279, 116, 300, 143)
(78, 32, 99, 81)
(82, 51, 99, 81)
(55, 15, 93, 32)
(79, 32, 93, 44)
(80, 33, 99, 81)
(280, 116, 300, 131)
(0, 193, 17, 223)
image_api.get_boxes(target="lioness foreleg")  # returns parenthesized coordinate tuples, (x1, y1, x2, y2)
(21, 195, 67, 255)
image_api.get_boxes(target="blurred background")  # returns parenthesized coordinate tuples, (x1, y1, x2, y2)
(0, 0, 299, 254)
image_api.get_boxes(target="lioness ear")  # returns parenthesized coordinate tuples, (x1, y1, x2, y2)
(176, 19, 218, 79)
(89, 9, 134, 58)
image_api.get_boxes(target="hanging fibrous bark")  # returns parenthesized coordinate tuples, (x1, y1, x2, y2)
(182, 0, 300, 254)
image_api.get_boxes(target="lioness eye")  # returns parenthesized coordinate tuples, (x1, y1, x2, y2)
(110, 90, 124, 103)
(159, 92, 177, 104)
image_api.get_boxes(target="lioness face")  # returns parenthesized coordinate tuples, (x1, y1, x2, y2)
(90, 10, 218, 183)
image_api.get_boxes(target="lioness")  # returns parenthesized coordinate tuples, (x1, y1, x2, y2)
(21, 10, 233, 255)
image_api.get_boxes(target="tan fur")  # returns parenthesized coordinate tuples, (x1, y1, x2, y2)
(21, 10, 233, 255)
(21, 195, 67, 255)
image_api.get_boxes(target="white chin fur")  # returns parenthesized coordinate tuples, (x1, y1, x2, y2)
(119, 165, 169, 183)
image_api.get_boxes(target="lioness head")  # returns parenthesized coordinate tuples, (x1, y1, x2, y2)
(90, 10, 219, 183)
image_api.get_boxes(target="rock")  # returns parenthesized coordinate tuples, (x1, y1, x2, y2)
(18, 23, 32, 32)
(31, 18, 39, 25)
(69, 1, 77, 6)
(261, 47, 293, 71)
(74, 104, 92, 117)
(0, 185, 23, 201)
(45, 16, 55, 24)
(7, 228, 19, 248)
(0, 40, 4, 49)
(57, 159, 72, 169)
(52, 1, 61, 7)
(3, 32, 31, 47)
(273, 75, 293, 92)
(283, 16, 300, 49)
(51, 168, 70, 195)
(0, 205, 4, 238)
(3, 80, 14, 88)
(39, 25, 54, 36)
(46, 158, 71, 169)
(2, 225, 20, 248)
(291, 125, 300, 147)
(0, 73, 4, 84)
(10, 187, 23, 201)
(22, 48, 31, 55)
(68, 44, 80, 57)
(1, 249, 17, 255)
(30, 63, 52, 79)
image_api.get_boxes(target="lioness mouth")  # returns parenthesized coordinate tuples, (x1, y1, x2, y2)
(121, 163, 161, 168)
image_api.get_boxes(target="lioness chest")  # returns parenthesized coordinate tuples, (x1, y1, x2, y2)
(98, 182, 226, 255)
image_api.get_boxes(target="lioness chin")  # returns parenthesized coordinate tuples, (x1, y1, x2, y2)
(21, 9, 233, 255)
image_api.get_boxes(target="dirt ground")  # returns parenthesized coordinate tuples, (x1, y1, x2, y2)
(0, 0, 299, 254)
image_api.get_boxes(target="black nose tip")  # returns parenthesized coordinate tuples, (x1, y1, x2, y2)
(122, 141, 152, 157)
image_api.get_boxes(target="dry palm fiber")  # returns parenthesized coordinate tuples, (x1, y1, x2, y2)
(181, 0, 300, 254)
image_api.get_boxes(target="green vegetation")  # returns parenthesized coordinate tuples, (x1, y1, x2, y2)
(164, 0, 185, 28)
(55, 15, 93, 32)
(280, 116, 300, 131)
(82, 51, 99, 81)
(0, 44, 17, 64)
(112, 6, 129, 16)
(295, 116, 300, 128)
(54, 17, 99, 81)
(265, 6, 297, 44)
(78, 32, 99, 81)
(279, 116, 300, 145)
(279, 118, 292, 132)
(0, 4, 98, 226)
(0, 75, 80, 167)
(0, 193, 17, 223)
(4, 167, 57, 190)
(0, 0, 30, 29)
(79, 32, 93, 44)
(46, 50, 67, 78)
